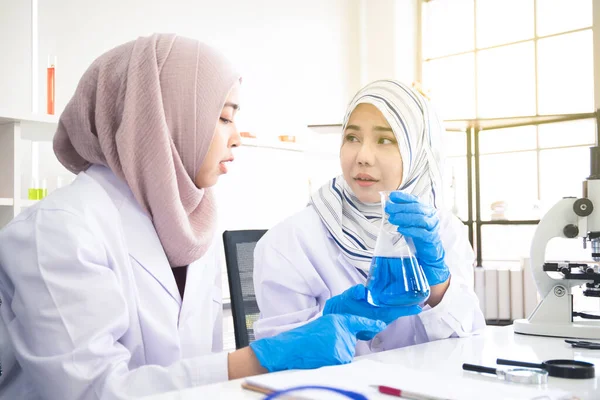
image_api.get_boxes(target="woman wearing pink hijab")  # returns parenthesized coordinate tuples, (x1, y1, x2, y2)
(0, 34, 384, 400)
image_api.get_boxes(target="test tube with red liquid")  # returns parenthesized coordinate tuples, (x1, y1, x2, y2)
(47, 56, 56, 115)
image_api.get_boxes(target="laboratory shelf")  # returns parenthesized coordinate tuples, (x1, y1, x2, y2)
(0, 198, 41, 207)
(240, 137, 304, 152)
(479, 220, 540, 225)
(21, 199, 39, 207)
(0, 110, 59, 141)
(0, 113, 59, 225)
(0, 110, 59, 125)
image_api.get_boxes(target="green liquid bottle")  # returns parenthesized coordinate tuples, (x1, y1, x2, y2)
(28, 188, 39, 200)
(28, 178, 39, 200)
(37, 179, 47, 199)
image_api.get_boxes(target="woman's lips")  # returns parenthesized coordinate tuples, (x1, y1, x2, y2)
(355, 179, 377, 187)
(354, 173, 379, 187)
(219, 158, 233, 174)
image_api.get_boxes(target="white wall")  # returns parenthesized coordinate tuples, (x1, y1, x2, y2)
(0, 0, 32, 114)
(45, 0, 361, 131)
(0, 0, 423, 125)
(395, 0, 420, 85)
(1, 0, 362, 132)
(359, 0, 419, 87)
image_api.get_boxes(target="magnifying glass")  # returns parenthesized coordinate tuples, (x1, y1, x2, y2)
(462, 363, 548, 384)
(497, 358, 595, 379)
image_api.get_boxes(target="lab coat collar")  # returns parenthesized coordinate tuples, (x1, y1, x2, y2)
(84, 165, 182, 306)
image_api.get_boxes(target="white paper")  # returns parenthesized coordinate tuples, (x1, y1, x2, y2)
(244, 360, 572, 400)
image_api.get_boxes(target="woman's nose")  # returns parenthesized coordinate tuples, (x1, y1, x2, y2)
(229, 127, 241, 148)
(356, 143, 375, 166)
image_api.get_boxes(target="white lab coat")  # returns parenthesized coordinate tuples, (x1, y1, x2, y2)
(0, 165, 227, 400)
(253, 205, 486, 355)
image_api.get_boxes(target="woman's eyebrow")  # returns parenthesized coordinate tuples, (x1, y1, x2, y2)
(345, 124, 360, 131)
(373, 126, 393, 132)
(223, 102, 240, 111)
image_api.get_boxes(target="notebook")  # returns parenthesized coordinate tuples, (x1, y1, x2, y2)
(243, 359, 573, 400)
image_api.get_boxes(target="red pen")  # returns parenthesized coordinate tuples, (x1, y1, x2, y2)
(372, 385, 448, 400)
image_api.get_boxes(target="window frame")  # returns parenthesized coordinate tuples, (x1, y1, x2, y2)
(420, 0, 598, 268)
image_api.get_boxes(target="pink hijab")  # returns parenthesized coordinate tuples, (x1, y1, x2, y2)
(53, 33, 240, 267)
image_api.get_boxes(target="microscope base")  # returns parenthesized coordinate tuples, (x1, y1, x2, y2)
(513, 319, 600, 340)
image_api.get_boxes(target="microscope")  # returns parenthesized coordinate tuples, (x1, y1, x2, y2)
(513, 146, 600, 340)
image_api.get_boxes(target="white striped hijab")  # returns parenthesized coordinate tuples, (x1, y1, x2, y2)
(310, 80, 446, 272)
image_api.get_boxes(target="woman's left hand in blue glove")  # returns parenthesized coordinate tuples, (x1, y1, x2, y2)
(323, 284, 422, 324)
(384, 191, 450, 286)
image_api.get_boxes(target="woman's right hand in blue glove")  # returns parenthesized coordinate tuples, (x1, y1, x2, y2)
(249, 314, 385, 372)
(323, 284, 422, 324)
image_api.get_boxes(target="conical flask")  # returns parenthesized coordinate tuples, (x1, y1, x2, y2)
(366, 191, 430, 307)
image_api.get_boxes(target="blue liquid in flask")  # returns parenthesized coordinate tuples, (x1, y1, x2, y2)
(366, 256, 430, 307)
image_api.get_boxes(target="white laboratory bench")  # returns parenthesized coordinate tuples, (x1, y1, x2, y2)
(143, 325, 600, 399)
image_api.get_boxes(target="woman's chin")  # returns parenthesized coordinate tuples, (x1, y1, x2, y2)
(194, 175, 219, 189)
(351, 186, 381, 203)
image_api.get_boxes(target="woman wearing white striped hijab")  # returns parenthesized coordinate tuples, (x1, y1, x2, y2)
(253, 80, 485, 355)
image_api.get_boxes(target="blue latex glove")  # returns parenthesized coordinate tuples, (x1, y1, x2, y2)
(385, 191, 450, 286)
(249, 314, 385, 372)
(323, 284, 422, 324)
